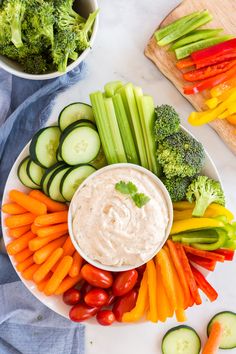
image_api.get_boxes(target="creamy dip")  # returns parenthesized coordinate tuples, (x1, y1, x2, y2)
(71, 166, 169, 267)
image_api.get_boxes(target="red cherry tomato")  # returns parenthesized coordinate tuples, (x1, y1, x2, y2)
(136, 264, 146, 275)
(106, 291, 116, 306)
(113, 289, 138, 322)
(84, 288, 109, 307)
(112, 269, 138, 296)
(63, 288, 81, 306)
(69, 303, 98, 322)
(96, 310, 116, 326)
(80, 282, 93, 296)
(81, 264, 113, 289)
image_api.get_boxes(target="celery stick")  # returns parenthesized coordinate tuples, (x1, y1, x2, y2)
(155, 11, 202, 42)
(90, 92, 118, 164)
(104, 81, 123, 97)
(175, 34, 233, 59)
(104, 98, 127, 163)
(171, 28, 223, 50)
(113, 94, 140, 164)
(158, 10, 212, 46)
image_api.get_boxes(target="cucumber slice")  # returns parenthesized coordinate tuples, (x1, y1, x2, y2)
(29, 126, 61, 169)
(17, 157, 40, 189)
(41, 162, 66, 195)
(59, 126, 101, 165)
(60, 119, 97, 142)
(162, 325, 201, 354)
(26, 159, 45, 186)
(47, 166, 70, 202)
(207, 311, 236, 349)
(58, 103, 95, 131)
(60, 165, 96, 201)
(56, 149, 63, 162)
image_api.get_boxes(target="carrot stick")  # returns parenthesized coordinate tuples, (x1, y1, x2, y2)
(14, 247, 34, 263)
(9, 190, 47, 215)
(37, 272, 53, 292)
(33, 235, 67, 264)
(44, 256, 73, 296)
(54, 274, 82, 295)
(37, 223, 68, 238)
(69, 252, 83, 278)
(184, 245, 225, 262)
(5, 213, 35, 228)
(156, 262, 173, 322)
(29, 231, 67, 251)
(29, 190, 68, 212)
(31, 224, 43, 235)
(33, 248, 64, 284)
(2, 203, 27, 215)
(51, 236, 75, 272)
(34, 211, 68, 227)
(202, 321, 223, 354)
(16, 255, 34, 272)
(8, 225, 31, 238)
(22, 263, 40, 280)
(7, 231, 35, 255)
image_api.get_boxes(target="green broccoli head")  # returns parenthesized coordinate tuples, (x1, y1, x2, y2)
(154, 104, 180, 141)
(75, 9, 98, 52)
(157, 130, 205, 178)
(52, 29, 78, 72)
(19, 54, 48, 74)
(4, 0, 26, 48)
(0, 8, 12, 45)
(162, 175, 193, 202)
(55, 0, 85, 31)
(186, 175, 225, 217)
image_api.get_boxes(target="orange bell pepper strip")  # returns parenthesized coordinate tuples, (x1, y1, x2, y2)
(227, 114, 236, 125)
(146, 259, 158, 323)
(156, 261, 174, 322)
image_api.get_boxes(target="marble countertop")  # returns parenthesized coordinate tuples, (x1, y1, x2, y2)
(49, 0, 236, 352)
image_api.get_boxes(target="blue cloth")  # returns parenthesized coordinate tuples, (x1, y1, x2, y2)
(0, 66, 86, 354)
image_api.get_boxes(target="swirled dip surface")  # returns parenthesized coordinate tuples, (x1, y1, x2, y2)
(71, 167, 169, 266)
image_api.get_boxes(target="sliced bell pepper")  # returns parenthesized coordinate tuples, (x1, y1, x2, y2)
(170, 218, 224, 235)
(183, 245, 225, 262)
(173, 201, 195, 210)
(192, 229, 227, 251)
(187, 253, 216, 271)
(196, 51, 236, 69)
(205, 97, 219, 109)
(227, 114, 236, 125)
(191, 264, 218, 302)
(156, 262, 173, 321)
(146, 259, 158, 323)
(210, 76, 236, 97)
(176, 57, 195, 70)
(223, 239, 236, 250)
(191, 38, 236, 62)
(214, 249, 234, 261)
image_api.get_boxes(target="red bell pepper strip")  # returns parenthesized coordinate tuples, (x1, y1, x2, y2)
(183, 60, 236, 82)
(176, 57, 195, 70)
(191, 38, 236, 62)
(191, 264, 218, 302)
(183, 245, 225, 262)
(187, 253, 216, 271)
(196, 51, 236, 69)
(214, 249, 235, 261)
(184, 64, 236, 95)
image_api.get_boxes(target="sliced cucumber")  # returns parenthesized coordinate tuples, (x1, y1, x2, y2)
(47, 165, 70, 202)
(59, 126, 101, 165)
(41, 162, 66, 195)
(17, 157, 40, 189)
(162, 325, 201, 354)
(56, 149, 63, 162)
(60, 165, 96, 201)
(207, 311, 236, 349)
(58, 103, 95, 131)
(60, 119, 97, 143)
(29, 126, 61, 169)
(26, 159, 45, 186)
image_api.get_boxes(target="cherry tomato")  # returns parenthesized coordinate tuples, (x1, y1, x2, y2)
(63, 288, 81, 306)
(69, 303, 98, 322)
(106, 290, 116, 306)
(80, 282, 93, 296)
(81, 264, 113, 289)
(113, 289, 138, 322)
(112, 269, 138, 296)
(96, 310, 115, 326)
(84, 288, 108, 307)
(136, 264, 146, 275)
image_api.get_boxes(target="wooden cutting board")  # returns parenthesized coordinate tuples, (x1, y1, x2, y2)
(145, 0, 236, 155)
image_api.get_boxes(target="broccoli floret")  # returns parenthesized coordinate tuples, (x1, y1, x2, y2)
(186, 175, 225, 217)
(19, 54, 48, 74)
(162, 176, 193, 202)
(55, 0, 85, 31)
(76, 9, 98, 51)
(4, 0, 26, 48)
(52, 29, 78, 72)
(157, 130, 205, 178)
(154, 104, 180, 141)
(0, 8, 12, 45)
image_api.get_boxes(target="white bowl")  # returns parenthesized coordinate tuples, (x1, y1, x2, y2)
(0, 0, 99, 80)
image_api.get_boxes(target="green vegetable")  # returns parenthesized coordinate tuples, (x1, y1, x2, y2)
(52, 29, 78, 72)
(20, 55, 48, 75)
(154, 104, 180, 142)
(192, 229, 227, 251)
(171, 28, 223, 50)
(157, 130, 205, 178)
(115, 181, 150, 208)
(207, 311, 236, 349)
(162, 176, 192, 202)
(186, 175, 225, 217)
(55, 0, 85, 31)
(4, 0, 26, 48)
(104, 81, 123, 98)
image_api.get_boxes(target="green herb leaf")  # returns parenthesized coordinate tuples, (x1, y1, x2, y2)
(115, 181, 150, 208)
(132, 193, 150, 208)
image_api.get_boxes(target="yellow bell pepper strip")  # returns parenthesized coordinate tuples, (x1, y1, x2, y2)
(173, 207, 229, 222)
(170, 218, 224, 235)
(205, 97, 219, 109)
(210, 76, 236, 97)
(146, 259, 158, 323)
(173, 201, 195, 210)
(226, 114, 236, 125)
(122, 269, 148, 322)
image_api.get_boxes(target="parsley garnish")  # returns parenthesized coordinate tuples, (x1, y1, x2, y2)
(115, 181, 150, 208)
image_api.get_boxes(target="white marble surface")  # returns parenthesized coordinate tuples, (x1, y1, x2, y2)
(50, 0, 236, 352)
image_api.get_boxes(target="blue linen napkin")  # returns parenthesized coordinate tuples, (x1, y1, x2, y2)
(0, 66, 86, 354)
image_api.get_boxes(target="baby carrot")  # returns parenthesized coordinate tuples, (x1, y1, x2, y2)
(7, 231, 35, 255)
(54, 274, 82, 295)
(44, 256, 73, 296)
(22, 263, 40, 280)
(29, 231, 67, 251)
(29, 190, 67, 212)
(202, 321, 223, 354)
(16, 255, 35, 272)
(34, 211, 68, 227)
(2, 203, 26, 215)
(31, 224, 43, 235)
(69, 252, 83, 278)
(5, 213, 35, 228)
(37, 223, 68, 238)
(33, 235, 67, 264)
(33, 248, 64, 284)
(51, 236, 75, 272)
(37, 272, 53, 292)
(8, 225, 31, 238)
(14, 247, 34, 263)
(9, 190, 47, 215)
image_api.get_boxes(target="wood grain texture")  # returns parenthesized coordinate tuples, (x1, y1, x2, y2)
(145, 0, 236, 154)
